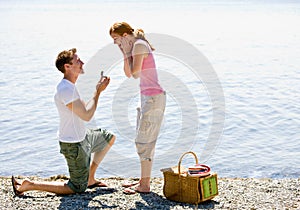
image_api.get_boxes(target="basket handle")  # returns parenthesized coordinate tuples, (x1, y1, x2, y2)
(178, 151, 199, 175)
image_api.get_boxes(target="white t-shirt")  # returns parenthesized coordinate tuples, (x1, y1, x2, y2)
(54, 79, 86, 143)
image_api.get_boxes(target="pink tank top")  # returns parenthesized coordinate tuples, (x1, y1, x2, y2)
(134, 40, 164, 96)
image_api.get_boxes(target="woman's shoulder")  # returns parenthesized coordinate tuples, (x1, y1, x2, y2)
(134, 39, 148, 46)
(133, 39, 151, 53)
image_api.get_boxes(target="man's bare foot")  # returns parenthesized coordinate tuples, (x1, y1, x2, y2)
(12, 176, 32, 196)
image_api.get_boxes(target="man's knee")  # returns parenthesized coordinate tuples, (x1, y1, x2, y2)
(109, 135, 116, 146)
(67, 181, 88, 193)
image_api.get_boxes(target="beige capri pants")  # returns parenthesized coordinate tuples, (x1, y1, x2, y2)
(135, 91, 166, 161)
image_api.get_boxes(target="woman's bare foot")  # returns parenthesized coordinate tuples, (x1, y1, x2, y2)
(123, 184, 150, 194)
(122, 181, 140, 188)
(87, 178, 107, 188)
(135, 184, 150, 193)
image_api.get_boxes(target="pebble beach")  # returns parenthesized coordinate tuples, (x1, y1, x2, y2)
(2, 175, 299, 209)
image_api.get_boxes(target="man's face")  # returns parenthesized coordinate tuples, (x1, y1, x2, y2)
(71, 54, 84, 74)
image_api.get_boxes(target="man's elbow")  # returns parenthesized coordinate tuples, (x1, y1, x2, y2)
(81, 114, 93, 122)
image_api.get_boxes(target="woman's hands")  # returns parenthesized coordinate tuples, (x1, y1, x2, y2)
(119, 36, 133, 57)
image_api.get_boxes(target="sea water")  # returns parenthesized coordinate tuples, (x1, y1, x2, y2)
(0, 0, 299, 178)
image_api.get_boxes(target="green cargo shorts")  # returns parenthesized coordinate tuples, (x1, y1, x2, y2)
(59, 128, 114, 193)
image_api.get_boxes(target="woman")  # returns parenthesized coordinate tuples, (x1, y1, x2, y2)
(110, 22, 166, 194)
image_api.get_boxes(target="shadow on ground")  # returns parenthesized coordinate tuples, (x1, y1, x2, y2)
(58, 188, 118, 209)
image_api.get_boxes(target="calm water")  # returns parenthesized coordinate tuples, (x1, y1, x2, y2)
(0, 0, 299, 179)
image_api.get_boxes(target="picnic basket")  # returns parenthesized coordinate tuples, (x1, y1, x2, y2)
(161, 151, 218, 204)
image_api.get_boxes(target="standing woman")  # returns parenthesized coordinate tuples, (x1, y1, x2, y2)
(110, 22, 166, 194)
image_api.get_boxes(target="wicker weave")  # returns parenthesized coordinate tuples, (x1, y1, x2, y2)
(161, 151, 218, 204)
(163, 170, 201, 204)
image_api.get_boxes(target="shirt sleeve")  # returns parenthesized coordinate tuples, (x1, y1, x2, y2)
(59, 85, 80, 105)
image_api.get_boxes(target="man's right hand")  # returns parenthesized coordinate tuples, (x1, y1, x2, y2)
(96, 75, 110, 94)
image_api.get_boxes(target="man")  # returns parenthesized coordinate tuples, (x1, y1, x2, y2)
(12, 48, 115, 195)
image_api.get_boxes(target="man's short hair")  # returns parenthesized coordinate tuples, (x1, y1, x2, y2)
(55, 48, 77, 73)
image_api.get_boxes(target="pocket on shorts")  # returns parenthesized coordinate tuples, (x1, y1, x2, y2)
(139, 117, 153, 135)
(137, 114, 162, 143)
(60, 143, 79, 160)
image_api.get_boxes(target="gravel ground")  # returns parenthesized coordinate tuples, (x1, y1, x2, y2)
(1, 175, 299, 209)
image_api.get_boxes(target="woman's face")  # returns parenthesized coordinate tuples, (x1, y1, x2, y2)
(111, 32, 122, 46)
(111, 32, 132, 53)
